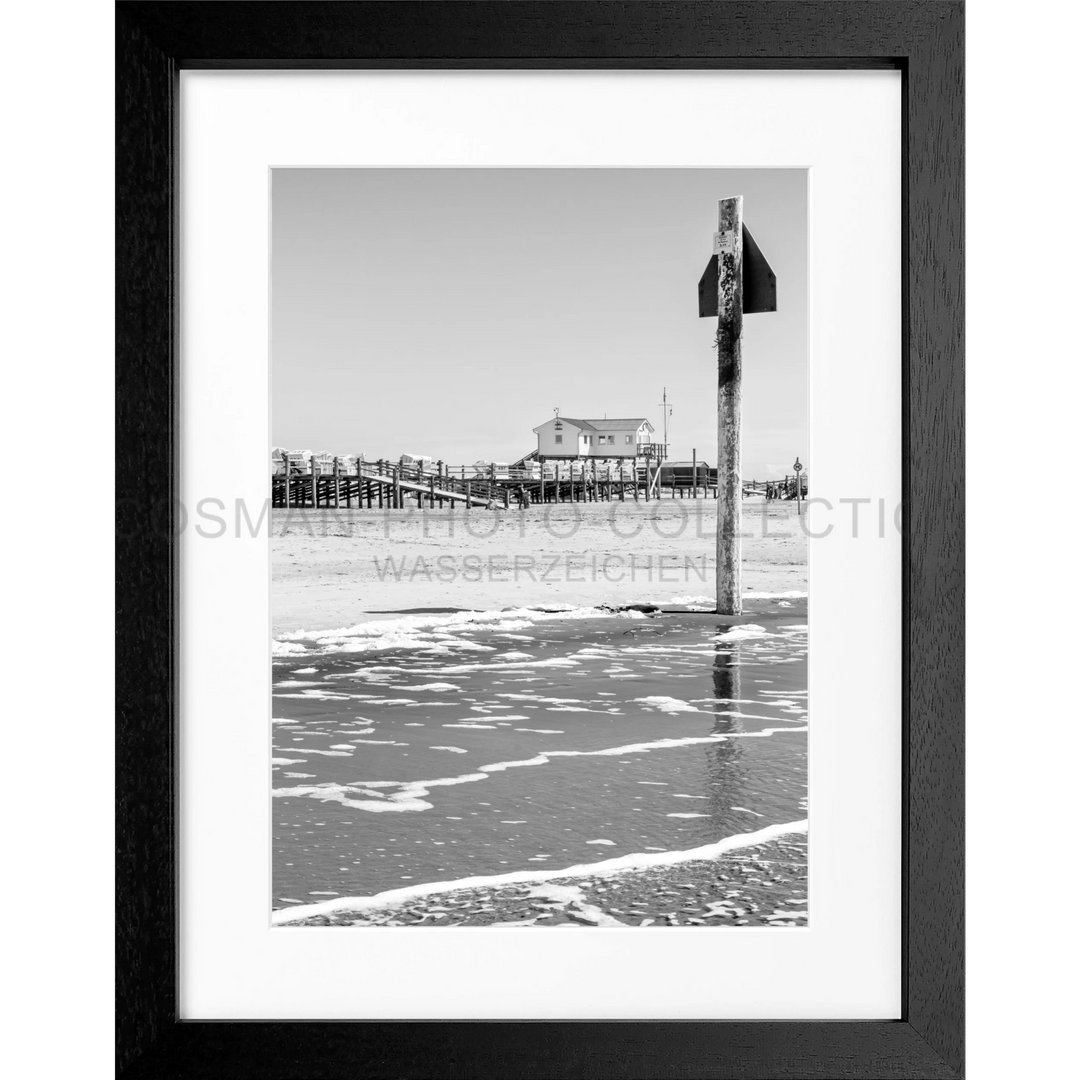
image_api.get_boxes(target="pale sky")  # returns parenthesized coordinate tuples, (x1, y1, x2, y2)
(272, 168, 805, 478)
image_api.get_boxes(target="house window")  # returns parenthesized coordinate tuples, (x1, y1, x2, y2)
(625, 435, 632, 444)
(554, 434, 562, 444)
(584, 435, 592, 445)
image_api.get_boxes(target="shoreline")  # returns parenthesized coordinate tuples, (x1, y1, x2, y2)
(271, 499, 809, 928)
(275, 829, 808, 929)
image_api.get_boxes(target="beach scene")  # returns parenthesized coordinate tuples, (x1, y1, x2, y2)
(270, 168, 807, 928)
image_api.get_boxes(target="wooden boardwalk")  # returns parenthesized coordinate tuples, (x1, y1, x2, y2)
(272, 457, 807, 510)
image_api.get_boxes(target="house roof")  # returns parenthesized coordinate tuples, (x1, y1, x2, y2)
(534, 417, 654, 434)
(533, 417, 592, 434)
(584, 418, 651, 431)
(662, 460, 712, 468)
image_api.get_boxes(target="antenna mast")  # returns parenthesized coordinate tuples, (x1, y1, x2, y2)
(657, 387, 673, 460)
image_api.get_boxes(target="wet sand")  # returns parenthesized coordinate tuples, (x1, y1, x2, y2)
(279, 832, 807, 928)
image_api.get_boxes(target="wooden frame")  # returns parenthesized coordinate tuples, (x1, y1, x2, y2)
(116, 2, 963, 1076)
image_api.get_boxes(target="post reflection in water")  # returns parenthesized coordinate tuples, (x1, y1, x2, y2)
(703, 634, 748, 815)
(711, 635, 742, 731)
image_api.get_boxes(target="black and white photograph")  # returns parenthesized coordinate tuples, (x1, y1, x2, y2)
(113, 2, 967, 1071)
(268, 168, 810, 929)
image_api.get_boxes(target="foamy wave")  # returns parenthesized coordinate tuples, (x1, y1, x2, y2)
(715, 624, 771, 641)
(272, 819, 808, 924)
(273, 747, 354, 757)
(273, 606, 644, 657)
(633, 696, 703, 714)
(271, 727, 806, 814)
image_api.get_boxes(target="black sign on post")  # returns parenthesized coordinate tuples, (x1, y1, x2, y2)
(697, 224, 777, 318)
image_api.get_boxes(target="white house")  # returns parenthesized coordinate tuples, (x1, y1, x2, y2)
(532, 416, 658, 460)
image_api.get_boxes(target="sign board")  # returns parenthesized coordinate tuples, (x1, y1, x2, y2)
(698, 224, 777, 318)
(713, 229, 737, 255)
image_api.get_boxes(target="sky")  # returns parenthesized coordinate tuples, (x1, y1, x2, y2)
(272, 168, 805, 478)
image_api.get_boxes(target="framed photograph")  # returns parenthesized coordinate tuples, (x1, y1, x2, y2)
(116, 3, 962, 1077)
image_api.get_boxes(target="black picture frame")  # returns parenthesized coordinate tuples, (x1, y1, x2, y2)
(116, 2, 963, 1077)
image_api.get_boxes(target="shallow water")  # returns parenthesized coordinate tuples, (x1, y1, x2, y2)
(271, 602, 807, 913)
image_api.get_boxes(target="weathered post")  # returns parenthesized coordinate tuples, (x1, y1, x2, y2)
(699, 197, 776, 605)
(310, 455, 318, 509)
(715, 196, 744, 615)
(283, 449, 291, 510)
(692, 449, 698, 499)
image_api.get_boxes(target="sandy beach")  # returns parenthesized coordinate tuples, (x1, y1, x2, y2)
(272, 496, 807, 635)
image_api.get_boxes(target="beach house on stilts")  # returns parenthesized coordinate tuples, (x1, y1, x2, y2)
(530, 413, 664, 463)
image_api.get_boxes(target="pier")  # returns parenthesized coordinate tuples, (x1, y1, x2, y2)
(272, 454, 807, 510)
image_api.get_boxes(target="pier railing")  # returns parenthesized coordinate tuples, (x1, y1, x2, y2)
(272, 453, 807, 509)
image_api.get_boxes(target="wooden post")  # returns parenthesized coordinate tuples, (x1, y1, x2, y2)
(465, 479, 472, 508)
(692, 449, 698, 499)
(619, 461, 625, 502)
(310, 457, 318, 509)
(283, 450, 291, 510)
(436, 461, 444, 509)
(590, 459, 597, 503)
(715, 195, 744, 615)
